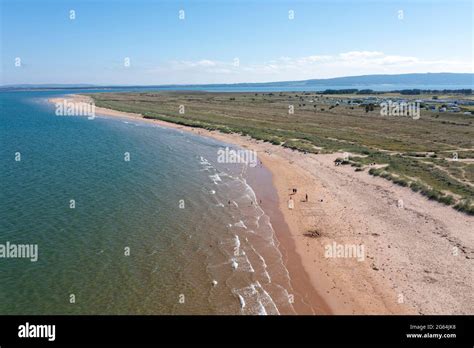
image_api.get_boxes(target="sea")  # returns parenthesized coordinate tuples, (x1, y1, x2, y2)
(0, 88, 298, 315)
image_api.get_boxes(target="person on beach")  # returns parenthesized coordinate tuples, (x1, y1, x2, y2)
(288, 197, 294, 210)
(305, 193, 308, 202)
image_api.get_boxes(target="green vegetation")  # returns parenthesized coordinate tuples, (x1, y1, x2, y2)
(88, 91, 474, 214)
(454, 199, 474, 215)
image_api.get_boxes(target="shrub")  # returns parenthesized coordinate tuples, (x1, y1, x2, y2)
(393, 178, 409, 187)
(410, 182, 424, 192)
(368, 168, 381, 176)
(454, 200, 474, 215)
(438, 195, 454, 206)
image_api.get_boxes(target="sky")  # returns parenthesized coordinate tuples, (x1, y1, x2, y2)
(1, 0, 472, 85)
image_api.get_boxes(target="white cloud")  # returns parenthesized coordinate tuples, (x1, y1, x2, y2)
(170, 59, 218, 69)
(148, 51, 472, 84)
(339, 51, 385, 60)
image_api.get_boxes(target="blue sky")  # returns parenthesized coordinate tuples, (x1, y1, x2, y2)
(1, 0, 472, 85)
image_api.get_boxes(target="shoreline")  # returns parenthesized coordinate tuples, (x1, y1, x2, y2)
(49, 94, 474, 315)
(245, 158, 331, 314)
(49, 94, 331, 314)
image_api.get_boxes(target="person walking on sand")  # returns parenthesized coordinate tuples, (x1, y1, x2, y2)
(288, 197, 294, 210)
(305, 193, 308, 202)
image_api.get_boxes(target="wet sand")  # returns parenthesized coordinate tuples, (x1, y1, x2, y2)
(246, 161, 331, 314)
(48, 95, 474, 315)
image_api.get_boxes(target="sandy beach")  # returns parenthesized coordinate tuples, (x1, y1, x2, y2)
(49, 95, 474, 315)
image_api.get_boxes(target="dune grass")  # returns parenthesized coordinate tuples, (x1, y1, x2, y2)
(87, 91, 474, 214)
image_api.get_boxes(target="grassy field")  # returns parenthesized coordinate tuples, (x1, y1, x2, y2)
(87, 91, 474, 214)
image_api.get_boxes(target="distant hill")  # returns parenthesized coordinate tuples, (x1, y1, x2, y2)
(1, 73, 472, 90)
(226, 73, 474, 87)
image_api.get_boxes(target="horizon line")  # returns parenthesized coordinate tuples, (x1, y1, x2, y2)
(2, 72, 473, 88)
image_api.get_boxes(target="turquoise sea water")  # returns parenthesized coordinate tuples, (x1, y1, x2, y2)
(0, 90, 295, 314)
